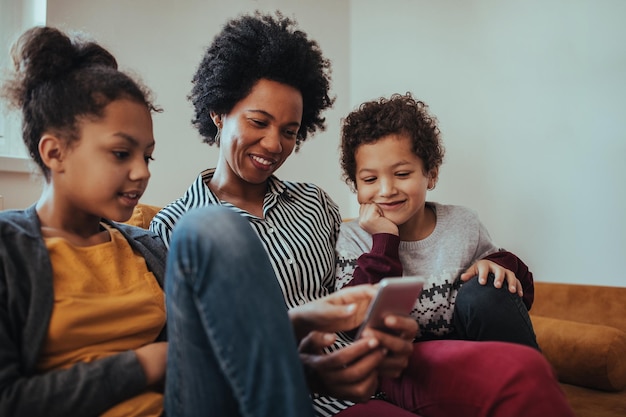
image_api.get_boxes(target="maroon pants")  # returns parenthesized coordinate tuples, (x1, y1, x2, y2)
(338, 340, 574, 417)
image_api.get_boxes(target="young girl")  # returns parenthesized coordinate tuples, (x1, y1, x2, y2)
(336, 92, 538, 348)
(0, 26, 168, 417)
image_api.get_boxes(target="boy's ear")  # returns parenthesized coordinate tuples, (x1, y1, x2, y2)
(38, 134, 66, 172)
(428, 167, 439, 189)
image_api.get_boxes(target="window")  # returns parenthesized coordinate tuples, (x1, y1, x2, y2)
(0, 0, 46, 167)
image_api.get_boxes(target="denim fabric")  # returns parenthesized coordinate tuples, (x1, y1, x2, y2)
(452, 274, 539, 349)
(164, 206, 315, 417)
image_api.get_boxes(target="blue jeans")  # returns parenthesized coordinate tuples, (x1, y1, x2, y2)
(452, 274, 540, 349)
(164, 206, 315, 417)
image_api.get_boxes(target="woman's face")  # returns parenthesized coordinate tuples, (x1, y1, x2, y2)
(215, 78, 303, 185)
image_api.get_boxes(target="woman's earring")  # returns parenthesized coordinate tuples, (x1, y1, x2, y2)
(215, 126, 221, 144)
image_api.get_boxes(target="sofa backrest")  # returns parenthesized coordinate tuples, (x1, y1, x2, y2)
(532, 281, 626, 332)
(125, 203, 162, 230)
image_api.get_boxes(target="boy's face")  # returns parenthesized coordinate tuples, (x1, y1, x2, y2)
(354, 134, 434, 230)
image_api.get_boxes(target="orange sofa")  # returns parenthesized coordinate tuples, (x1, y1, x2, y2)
(128, 203, 626, 417)
(530, 282, 626, 417)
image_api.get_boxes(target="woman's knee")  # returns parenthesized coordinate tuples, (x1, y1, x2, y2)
(176, 206, 247, 239)
(167, 207, 253, 281)
(171, 207, 255, 254)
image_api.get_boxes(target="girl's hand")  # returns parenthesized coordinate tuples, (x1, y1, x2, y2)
(298, 331, 385, 402)
(460, 260, 523, 297)
(135, 342, 168, 389)
(358, 203, 398, 236)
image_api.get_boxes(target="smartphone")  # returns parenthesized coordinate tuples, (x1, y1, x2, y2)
(355, 276, 425, 339)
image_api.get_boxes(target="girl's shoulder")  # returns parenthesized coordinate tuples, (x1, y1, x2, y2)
(0, 206, 41, 237)
(109, 219, 163, 237)
(107, 221, 167, 253)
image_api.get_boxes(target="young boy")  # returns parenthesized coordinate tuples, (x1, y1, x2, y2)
(336, 93, 538, 347)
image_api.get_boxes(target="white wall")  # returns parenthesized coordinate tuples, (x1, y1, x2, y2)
(44, 0, 352, 213)
(350, 0, 625, 286)
(2, 0, 624, 287)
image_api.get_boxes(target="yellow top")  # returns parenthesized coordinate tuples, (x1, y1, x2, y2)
(40, 224, 165, 416)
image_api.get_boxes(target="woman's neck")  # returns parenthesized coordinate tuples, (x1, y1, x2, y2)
(208, 168, 267, 217)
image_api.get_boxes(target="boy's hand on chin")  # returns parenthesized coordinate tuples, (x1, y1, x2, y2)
(358, 203, 398, 235)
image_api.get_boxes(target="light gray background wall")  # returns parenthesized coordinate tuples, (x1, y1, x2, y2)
(46, 0, 352, 214)
(349, 0, 625, 288)
(1, 0, 624, 288)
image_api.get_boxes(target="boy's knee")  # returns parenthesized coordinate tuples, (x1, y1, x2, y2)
(456, 274, 499, 309)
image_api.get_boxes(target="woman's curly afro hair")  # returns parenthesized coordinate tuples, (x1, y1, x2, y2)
(340, 92, 445, 190)
(189, 11, 334, 149)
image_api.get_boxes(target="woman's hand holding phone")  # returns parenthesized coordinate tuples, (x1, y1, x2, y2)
(359, 315, 418, 378)
(355, 277, 423, 377)
(298, 330, 385, 402)
(355, 277, 424, 338)
(290, 278, 422, 399)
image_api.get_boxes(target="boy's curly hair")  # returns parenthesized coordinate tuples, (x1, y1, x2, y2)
(189, 11, 334, 150)
(340, 92, 445, 189)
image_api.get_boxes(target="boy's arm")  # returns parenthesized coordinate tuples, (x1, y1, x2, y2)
(344, 233, 403, 287)
(482, 250, 534, 309)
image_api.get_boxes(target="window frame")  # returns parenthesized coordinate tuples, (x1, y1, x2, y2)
(0, 0, 46, 173)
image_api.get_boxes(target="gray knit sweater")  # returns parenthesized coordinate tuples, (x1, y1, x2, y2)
(336, 202, 499, 337)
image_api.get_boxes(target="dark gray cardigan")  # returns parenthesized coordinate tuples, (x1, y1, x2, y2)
(0, 205, 167, 417)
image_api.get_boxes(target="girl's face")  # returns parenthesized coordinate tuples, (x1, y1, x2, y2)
(355, 134, 436, 232)
(215, 78, 303, 185)
(55, 99, 154, 222)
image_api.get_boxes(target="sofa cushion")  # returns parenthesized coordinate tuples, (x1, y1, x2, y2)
(532, 315, 626, 392)
(125, 203, 162, 229)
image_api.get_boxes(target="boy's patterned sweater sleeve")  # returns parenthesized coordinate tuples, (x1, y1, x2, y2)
(482, 250, 535, 310)
(343, 233, 403, 287)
